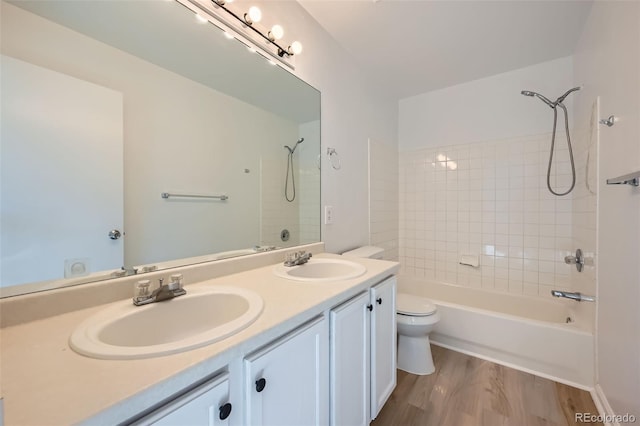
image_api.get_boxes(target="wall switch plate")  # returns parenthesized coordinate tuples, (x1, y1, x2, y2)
(324, 205, 334, 225)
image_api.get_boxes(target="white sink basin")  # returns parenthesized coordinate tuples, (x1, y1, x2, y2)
(69, 286, 263, 360)
(273, 258, 366, 282)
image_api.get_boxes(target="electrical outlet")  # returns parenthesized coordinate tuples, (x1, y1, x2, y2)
(64, 258, 90, 278)
(324, 205, 334, 225)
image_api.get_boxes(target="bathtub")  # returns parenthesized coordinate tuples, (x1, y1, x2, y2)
(399, 276, 594, 389)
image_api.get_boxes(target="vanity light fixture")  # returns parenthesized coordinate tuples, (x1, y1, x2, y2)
(210, 0, 302, 58)
(244, 6, 262, 25)
(289, 40, 303, 55)
(268, 24, 284, 41)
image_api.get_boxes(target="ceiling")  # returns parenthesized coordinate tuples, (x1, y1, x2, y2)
(299, 0, 593, 100)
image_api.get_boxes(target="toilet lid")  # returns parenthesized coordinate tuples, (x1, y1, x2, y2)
(397, 293, 437, 316)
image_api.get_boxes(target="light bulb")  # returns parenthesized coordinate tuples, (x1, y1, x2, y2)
(288, 41, 303, 55)
(269, 25, 284, 41)
(245, 6, 261, 24)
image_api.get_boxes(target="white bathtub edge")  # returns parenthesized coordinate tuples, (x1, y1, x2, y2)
(430, 337, 593, 392)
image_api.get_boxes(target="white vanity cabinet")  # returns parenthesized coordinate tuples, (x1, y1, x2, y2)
(370, 276, 397, 419)
(133, 373, 233, 426)
(244, 316, 328, 426)
(125, 275, 397, 426)
(330, 276, 397, 425)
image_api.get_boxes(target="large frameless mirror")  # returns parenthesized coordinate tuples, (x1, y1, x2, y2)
(0, 0, 321, 297)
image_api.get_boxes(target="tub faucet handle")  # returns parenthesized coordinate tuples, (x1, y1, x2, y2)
(564, 249, 584, 272)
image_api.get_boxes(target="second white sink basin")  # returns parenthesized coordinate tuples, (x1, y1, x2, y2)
(273, 258, 366, 282)
(69, 286, 263, 360)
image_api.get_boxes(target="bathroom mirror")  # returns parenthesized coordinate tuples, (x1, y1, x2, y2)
(0, 0, 321, 297)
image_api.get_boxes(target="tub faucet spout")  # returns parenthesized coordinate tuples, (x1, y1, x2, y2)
(551, 290, 595, 302)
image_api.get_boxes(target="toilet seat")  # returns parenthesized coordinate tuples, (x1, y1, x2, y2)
(397, 293, 437, 316)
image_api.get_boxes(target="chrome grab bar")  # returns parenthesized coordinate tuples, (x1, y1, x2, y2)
(161, 192, 228, 200)
(551, 290, 595, 303)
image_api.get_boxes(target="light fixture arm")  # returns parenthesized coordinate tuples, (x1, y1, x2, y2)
(212, 0, 294, 57)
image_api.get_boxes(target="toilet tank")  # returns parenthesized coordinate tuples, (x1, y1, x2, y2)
(342, 246, 384, 260)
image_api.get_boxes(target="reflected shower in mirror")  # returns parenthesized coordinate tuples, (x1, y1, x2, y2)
(0, 0, 321, 297)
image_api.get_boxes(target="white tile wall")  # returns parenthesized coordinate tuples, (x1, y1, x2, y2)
(399, 134, 575, 298)
(260, 155, 300, 247)
(369, 140, 399, 261)
(260, 122, 321, 249)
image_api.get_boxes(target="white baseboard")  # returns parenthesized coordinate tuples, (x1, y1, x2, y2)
(591, 385, 619, 426)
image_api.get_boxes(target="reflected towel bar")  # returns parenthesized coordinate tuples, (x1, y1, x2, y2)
(161, 192, 229, 200)
(606, 171, 640, 187)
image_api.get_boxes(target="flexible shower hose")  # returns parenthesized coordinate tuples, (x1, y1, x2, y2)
(285, 149, 296, 202)
(547, 102, 576, 196)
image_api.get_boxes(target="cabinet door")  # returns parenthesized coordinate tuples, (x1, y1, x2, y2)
(134, 373, 232, 426)
(244, 316, 328, 426)
(330, 292, 370, 426)
(370, 276, 397, 420)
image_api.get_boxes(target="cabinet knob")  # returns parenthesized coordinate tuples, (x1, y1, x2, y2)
(219, 402, 232, 420)
(367, 304, 373, 312)
(255, 377, 267, 392)
(376, 297, 382, 305)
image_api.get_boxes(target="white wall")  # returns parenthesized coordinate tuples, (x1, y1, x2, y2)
(255, 1, 399, 254)
(399, 57, 574, 151)
(298, 121, 321, 245)
(574, 1, 640, 417)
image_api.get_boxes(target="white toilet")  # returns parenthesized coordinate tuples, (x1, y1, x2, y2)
(396, 293, 440, 375)
(343, 246, 440, 375)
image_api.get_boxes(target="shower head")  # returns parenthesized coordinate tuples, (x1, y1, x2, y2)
(284, 137, 304, 154)
(556, 86, 581, 105)
(521, 90, 555, 108)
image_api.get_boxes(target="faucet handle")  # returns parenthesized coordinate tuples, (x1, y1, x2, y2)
(564, 249, 584, 272)
(169, 274, 184, 290)
(134, 279, 151, 299)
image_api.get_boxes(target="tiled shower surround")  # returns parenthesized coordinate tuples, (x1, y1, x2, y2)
(399, 134, 576, 298)
(369, 140, 399, 261)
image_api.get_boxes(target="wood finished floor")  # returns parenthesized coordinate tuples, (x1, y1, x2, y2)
(372, 346, 602, 426)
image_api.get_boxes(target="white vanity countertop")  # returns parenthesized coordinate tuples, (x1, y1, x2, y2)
(0, 253, 398, 425)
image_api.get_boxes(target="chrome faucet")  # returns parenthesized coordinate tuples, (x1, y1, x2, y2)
(551, 290, 595, 302)
(284, 250, 312, 267)
(111, 266, 138, 278)
(133, 274, 186, 306)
